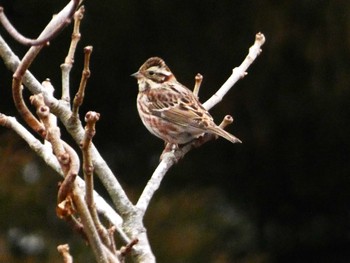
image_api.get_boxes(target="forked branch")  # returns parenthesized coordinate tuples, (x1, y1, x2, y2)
(0, 0, 78, 46)
(11, 0, 79, 138)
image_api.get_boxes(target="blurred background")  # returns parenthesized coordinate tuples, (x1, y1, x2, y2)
(1, 0, 350, 262)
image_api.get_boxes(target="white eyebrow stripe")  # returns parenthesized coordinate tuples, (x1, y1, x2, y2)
(147, 66, 172, 76)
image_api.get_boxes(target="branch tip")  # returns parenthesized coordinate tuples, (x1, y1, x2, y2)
(193, 73, 203, 97)
(255, 32, 266, 45)
(84, 45, 93, 53)
(219, 115, 234, 129)
(72, 45, 93, 116)
(57, 244, 73, 263)
(85, 111, 100, 123)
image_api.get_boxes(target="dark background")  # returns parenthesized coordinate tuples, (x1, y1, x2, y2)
(1, 0, 350, 262)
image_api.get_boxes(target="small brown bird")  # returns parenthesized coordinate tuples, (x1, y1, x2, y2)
(132, 57, 241, 146)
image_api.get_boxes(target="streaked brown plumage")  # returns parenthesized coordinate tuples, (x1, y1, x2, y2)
(132, 57, 241, 145)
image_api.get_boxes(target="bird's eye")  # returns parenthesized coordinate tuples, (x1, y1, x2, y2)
(148, 71, 155, 76)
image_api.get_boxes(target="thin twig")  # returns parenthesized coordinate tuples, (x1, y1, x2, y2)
(203, 32, 265, 110)
(65, 6, 85, 65)
(12, 47, 46, 137)
(0, 5, 68, 46)
(193, 73, 203, 98)
(108, 226, 118, 255)
(72, 46, 93, 117)
(73, 187, 109, 263)
(219, 115, 234, 129)
(56, 197, 89, 243)
(81, 111, 111, 248)
(61, 5, 85, 103)
(38, 103, 111, 263)
(42, 79, 57, 128)
(11, 0, 80, 137)
(0, 34, 46, 95)
(31, 94, 66, 162)
(0, 32, 134, 218)
(31, 93, 79, 203)
(81, 111, 99, 207)
(0, 113, 124, 233)
(30, 93, 105, 259)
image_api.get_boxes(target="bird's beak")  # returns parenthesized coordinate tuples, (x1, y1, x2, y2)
(131, 71, 142, 78)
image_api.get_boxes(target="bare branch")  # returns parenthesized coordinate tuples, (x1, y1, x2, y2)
(30, 92, 109, 261)
(1, 4, 265, 262)
(203, 32, 266, 110)
(72, 46, 93, 117)
(81, 111, 112, 249)
(11, 0, 80, 137)
(136, 154, 176, 214)
(30, 94, 110, 262)
(0, 4, 73, 46)
(0, 34, 46, 95)
(31, 93, 78, 203)
(0, 113, 60, 172)
(219, 115, 234, 129)
(137, 33, 266, 215)
(12, 44, 46, 137)
(82, 111, 99, 208)
(61, 6, 85, 103)
(41, 79, 56, 123)
(0, 113, 125, 238)
(193, 73, 203, 98)
(72, 186, 109, 263)
(0, 28, 134, 217)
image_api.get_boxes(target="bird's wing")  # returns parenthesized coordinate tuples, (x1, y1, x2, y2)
(147, 83, 213, 130)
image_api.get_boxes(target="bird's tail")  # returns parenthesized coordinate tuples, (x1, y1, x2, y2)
(208, 126, 242, 144)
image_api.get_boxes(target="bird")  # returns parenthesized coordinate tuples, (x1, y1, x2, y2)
(132, 57, 241, 147)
